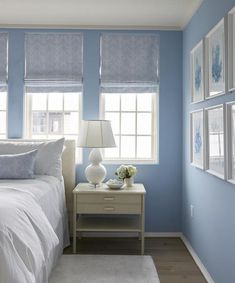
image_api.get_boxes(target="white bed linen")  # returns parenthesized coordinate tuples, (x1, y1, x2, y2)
(0, 175, 69, 283)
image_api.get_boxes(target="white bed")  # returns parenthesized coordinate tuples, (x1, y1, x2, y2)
(0, 139, 75, 283)
(0, 175, 69, 251)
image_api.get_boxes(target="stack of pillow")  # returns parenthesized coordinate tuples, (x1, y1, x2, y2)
(0, 138, 65, 180)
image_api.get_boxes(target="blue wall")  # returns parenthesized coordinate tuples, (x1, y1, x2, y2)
(3, 29, 183, 233)
(183, 1, 235, 282)
(3, 4, 235, 280)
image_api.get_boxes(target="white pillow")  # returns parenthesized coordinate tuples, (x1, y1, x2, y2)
(0, 138, 65, 180)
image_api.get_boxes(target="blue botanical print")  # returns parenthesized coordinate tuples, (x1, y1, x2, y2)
(194, 57, 201, 91)
(212, 44, 222, 83)
(194, 126, 202, 154)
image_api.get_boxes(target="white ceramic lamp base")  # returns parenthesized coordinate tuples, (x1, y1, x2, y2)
(85, 148, 107, 186)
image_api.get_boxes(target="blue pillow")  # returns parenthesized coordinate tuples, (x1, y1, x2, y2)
(0, 150, 38, 179)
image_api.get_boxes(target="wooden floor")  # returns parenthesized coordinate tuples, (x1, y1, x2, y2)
(64, 237, 207, 283)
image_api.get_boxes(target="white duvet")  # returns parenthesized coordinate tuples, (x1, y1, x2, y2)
(0, 186, 59, 283)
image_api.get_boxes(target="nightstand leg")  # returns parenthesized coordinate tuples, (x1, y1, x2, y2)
(73, 194, 77, 254)
(141, 195, 145, 255)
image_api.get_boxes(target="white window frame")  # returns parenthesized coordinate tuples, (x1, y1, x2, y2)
(100, 92, 159, 164)
(24, 89, 83, 163)
(0, 86, 8, 139)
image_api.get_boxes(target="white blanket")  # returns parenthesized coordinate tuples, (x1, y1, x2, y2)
(0, 187, 59, 283)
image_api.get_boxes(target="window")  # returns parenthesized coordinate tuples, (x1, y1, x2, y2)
(0, 33, 8, 138)
(25, 87, 81, 141)
(24, 32, 83, 162)
(100, 92, 157, 162)
(100, 34, 159, 163)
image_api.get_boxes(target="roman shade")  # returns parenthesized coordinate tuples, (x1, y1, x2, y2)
(25, 84, 81, 93)
(0, 33, 8, 85)
(100, 33, 159, 93)
(25, 32, 83, 84)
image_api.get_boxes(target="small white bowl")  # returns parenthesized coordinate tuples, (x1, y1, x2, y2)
(106, 180, 124, 190)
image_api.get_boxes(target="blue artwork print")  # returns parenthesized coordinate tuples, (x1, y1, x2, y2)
(212, 44, 222, 83)
(194, 57, 201, 91)
(194, 125, 202, 154)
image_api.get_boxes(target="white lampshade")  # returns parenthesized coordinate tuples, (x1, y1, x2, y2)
(78, 120, 116, 148)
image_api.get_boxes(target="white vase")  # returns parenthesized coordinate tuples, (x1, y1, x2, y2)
(125, 177, 134, 187)
(85, 148, 106, 186)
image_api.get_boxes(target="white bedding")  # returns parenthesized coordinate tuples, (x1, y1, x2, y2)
(0, 176, 69, 283)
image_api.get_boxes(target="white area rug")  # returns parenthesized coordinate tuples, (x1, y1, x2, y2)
(49, 255, 160, 283)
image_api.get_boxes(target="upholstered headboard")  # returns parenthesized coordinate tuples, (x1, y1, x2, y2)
(61, 140, 76, 233)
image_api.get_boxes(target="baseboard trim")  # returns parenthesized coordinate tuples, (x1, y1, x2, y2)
(180, 235, 215, 283)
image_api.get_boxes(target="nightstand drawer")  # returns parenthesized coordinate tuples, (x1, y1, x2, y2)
(77, 194, 141, 204)
(77, 203, 141, 214)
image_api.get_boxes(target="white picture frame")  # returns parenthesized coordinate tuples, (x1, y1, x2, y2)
(226, 102, 235, 184)
(190, 109, 204, 169)
(228, 7, 235, 92)
(191, 40, 204, 103)
(205, 104, 226, 179)
(205, 19, 226, 98)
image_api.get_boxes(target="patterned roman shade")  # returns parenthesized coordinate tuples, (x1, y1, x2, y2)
(0, 33, 8, 85)
(100, 33, 159, 93)
(25, 32, 83, 84)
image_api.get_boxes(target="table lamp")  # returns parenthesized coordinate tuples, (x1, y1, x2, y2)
(77, 120, 116, 186)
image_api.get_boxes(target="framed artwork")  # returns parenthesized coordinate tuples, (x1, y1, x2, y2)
(228, 7, 235, 91)
(191, 41, 204, 103)
(205, 19, 225, 98)
(226, 102, 235, 183)
(205, 105, 225, 179)
(191, 110, 204, 169)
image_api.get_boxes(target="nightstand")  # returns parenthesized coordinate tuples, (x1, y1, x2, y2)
(73, 183, 146, 255)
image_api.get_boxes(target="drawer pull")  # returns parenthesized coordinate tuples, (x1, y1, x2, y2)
(103, 207, 115, 211)
(104, 197, 115, 201)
